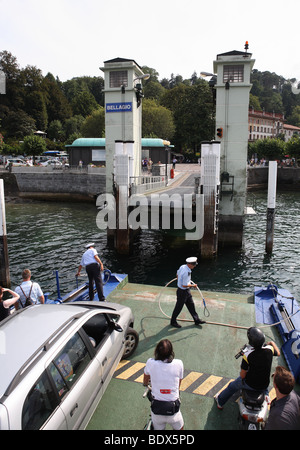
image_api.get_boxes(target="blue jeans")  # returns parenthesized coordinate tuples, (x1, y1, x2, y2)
(218, 376, 264, 407)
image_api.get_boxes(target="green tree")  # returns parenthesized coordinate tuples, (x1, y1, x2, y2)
(71, 91, 99, 117)
(3, 110, 35, 138)
(43, 73, 72, 123)
(47, 120, 64, 141)
(288, 105, 300, 127)
(81, 108, 105, 137)
(249, 137, 285, 161)
(64, 115, 85, 139)
(286, 135, 300, 160)
(142, 99, 175, 140)
(22, 135, 47, 157)
(144, 81, 166, 102)
(161, 81, 215, 153)
(25, 91, 48, 130)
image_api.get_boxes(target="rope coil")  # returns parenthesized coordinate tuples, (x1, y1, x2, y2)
(158, 278, 300, 331)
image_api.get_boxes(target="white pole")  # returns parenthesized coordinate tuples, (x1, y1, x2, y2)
(266, 161, 277, 254)
(0, 179, 10, 286)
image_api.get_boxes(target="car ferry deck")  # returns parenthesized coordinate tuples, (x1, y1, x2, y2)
(86, 281, 299, 430)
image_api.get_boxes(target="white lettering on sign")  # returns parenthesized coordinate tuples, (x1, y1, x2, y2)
(106, 102, 132, 112)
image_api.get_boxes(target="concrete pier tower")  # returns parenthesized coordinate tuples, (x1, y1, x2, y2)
(100, 58, 148, 194)
(100, 58, 149, 253)
(213, 47, 255, 246)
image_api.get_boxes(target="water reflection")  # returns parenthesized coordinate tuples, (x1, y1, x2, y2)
(5, 191, 300, 300)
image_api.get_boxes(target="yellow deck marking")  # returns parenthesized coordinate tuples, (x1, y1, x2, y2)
(115, 360, 131, 371)
(116, 362, 145, 380)
(214, 379, 235, 396)
(114, 361, 275, 403)
(134, 374, 145, 383)
(180, 372, 203, 391)
(193, 375, 223, 395)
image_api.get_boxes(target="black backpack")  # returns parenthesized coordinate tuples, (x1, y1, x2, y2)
(19, 283, 33, 307)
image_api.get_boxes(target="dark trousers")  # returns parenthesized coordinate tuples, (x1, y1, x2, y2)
(86, 263, 105, 301)
(171, 288, 200, 323)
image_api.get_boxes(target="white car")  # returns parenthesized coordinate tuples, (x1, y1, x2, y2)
(40, 159, 62, 166)
(0, 302, 139, 430)
(5, 158, 29, 169)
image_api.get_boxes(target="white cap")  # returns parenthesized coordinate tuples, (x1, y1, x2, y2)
(186, 257, 198, 265)
(85, 242, 95, 248)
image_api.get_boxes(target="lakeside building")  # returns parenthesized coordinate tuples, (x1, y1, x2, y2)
(66, 138, 173, 167)
(248, 108, 300, 142)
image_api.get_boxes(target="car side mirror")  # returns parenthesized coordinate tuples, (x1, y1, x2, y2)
(111, 322, 123, 332)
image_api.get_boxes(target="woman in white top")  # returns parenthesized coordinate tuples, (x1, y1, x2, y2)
(143, 339, 184, 430)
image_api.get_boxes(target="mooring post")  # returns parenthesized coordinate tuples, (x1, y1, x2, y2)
(265, 161, 277, 254)
(200, 141, 220, 258)
(0, 179, 11, 287)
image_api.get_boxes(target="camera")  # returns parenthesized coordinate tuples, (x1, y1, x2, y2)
(235, 344, 248, 359)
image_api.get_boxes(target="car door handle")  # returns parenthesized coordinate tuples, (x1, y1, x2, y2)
(70, 403, 78, 417)
(102, 357, 107, 366)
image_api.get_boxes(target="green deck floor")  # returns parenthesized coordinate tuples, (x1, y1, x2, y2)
(87, 282, 285, 430)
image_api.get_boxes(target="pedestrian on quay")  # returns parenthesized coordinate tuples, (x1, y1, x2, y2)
(0, 286, 20, 322)
(147, 158, 153, 174)
(265, 365, 300, 430)
(76, 242, 105, 301)
(143, 339, 184, 430)
(170, 257, 206, 328)
(15, 268, 45, 309)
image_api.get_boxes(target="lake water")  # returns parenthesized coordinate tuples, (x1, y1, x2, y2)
(4, 190, 300, 300)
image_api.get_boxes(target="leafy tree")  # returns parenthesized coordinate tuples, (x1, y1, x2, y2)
(161, 81, 215, 153)
(286, 135, 300, 160)
(144, 81, 166, 102)
(47, 120, 64, 141)
(22, 135, 47, 157)
(142, 99, 175, 140)
(81, 108, 105, 137)
(42, 73, 72, 123)
(71, 91, 99, 117)
(249, 137, 285, 160)
(25, 90, 48, 130)
(249, 94, 261, 110)
(3, 110, 35, 138)
(287, 105, 300, 127)
(64, 115, 85, 139)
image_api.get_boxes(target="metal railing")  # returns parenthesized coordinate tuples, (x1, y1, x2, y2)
(130, 175, 167, 194)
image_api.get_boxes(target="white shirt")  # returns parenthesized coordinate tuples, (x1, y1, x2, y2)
(15, 280, 44, 307)
(144, 358, 184, 401)
(177, 264, 191, 289)
(80, 248, 98, 267)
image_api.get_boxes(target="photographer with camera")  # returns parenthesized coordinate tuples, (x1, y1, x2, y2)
(214, 327, 280, 409)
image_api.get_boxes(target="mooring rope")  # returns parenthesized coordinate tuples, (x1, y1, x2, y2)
(157, 278, 300, 331)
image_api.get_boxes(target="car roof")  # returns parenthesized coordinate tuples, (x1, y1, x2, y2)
(0, 303, 119, 398)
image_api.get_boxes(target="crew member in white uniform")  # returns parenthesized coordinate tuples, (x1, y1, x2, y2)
(170, 257, 205, 328)
(143, 339, 184, 430)
(76, 243, 105, 301)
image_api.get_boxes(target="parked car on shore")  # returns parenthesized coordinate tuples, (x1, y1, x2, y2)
(0, 302, 139, 430)
(40, 159, 69, 167)
(5, 158, 32, 169)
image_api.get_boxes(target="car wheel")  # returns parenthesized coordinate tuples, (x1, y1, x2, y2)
(122, 327, 139, 358)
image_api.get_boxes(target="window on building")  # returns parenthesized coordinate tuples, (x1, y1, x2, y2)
(223, 65, 244, 83)
(109, 70, 128, 88)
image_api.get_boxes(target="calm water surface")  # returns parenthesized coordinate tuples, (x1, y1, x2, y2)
(5, 191, 300, 300)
